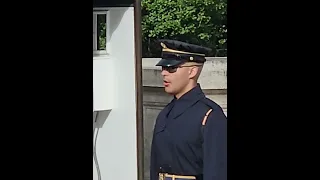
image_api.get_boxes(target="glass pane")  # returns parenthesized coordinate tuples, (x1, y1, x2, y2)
(97, 14, 106, 51)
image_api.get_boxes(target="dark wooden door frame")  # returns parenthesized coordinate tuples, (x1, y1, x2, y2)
(133, 1, 144, 180)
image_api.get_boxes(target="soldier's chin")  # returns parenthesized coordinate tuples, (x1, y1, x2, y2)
(164, 87, 176, 95)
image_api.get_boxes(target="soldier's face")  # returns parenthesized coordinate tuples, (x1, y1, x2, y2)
(161, 65, 191, 95)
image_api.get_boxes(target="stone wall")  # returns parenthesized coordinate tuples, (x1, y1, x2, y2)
(142, 57, 227, 180)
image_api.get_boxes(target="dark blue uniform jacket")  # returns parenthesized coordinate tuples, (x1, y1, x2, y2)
(150, 84, 227, 180)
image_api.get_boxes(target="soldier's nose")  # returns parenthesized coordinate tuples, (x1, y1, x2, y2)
(161, 69, 169, 76)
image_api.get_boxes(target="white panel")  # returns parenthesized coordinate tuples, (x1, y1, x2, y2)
(93, 7, 137, 180)
(93, 56, 114, 111)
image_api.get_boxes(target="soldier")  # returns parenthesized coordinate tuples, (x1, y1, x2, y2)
(150, 39, 227, 180)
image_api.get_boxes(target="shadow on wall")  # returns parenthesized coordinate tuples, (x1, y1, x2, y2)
(93, 110, 111, 129)
(108, 8, 128, 41)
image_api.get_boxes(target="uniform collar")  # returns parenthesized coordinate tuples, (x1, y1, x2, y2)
(174, 83, 204, 100)
(169, 83, 205, 119)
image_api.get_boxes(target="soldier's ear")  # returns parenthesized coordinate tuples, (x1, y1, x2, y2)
(188, 66, 198, 79)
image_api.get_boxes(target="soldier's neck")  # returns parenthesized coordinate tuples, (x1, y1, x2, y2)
(175, 82, 198, 99)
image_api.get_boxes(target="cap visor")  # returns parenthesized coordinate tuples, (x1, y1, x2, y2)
(155, 59, 183, 67)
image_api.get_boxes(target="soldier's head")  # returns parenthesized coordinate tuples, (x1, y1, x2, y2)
(155, 39, 212, 97)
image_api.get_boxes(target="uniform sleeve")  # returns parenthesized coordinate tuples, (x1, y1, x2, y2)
(202, 109, 227, 180)
(150, 131, 158, 180)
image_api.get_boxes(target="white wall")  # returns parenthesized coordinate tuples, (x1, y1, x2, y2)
(93, 7, 137, 180)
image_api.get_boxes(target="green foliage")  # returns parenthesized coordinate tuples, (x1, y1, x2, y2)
(141, 0, 227, 57)
(97, 14, 106, 50)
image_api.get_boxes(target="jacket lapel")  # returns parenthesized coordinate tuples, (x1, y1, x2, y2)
(154, 99, 175, 133)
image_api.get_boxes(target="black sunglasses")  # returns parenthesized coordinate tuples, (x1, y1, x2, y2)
(161, 65, 201, 73)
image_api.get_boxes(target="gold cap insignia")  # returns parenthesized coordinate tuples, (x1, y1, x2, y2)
(160, 42, 167, 49)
